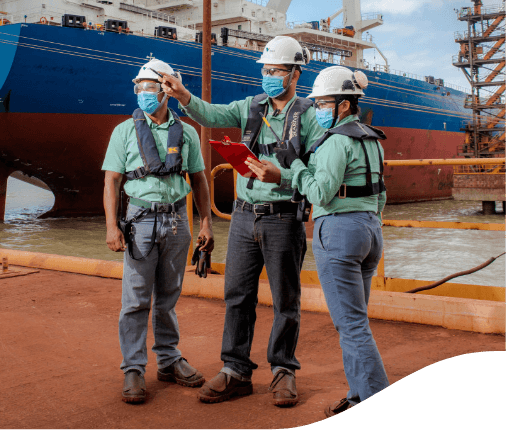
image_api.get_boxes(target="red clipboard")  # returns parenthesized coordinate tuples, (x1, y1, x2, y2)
(209, 137, 260, 178)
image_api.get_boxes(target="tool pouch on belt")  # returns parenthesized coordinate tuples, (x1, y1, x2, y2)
(117, 191, 155, 261)
(118, 209, 155, 261)
(296, 197, 311, 222)
(117, 219, 132, 244)
(291, 189, 311, 222)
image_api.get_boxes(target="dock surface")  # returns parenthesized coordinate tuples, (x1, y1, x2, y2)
(1, 268, 504, 429)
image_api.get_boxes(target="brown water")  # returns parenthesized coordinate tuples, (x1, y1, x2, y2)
(1, 177, 504, 287)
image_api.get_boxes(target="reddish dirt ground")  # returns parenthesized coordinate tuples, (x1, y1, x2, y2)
(0, 268, 504, 429)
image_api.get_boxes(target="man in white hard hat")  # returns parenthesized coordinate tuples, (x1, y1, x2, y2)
(102, 59, 214, 404)
(159, 36, 324, 407)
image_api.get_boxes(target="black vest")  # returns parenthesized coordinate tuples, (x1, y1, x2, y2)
(242, 93, 314, 157)
(304, 121, 387, 198)
(242, 94, 314, 190)
(125, 108, 185, 180)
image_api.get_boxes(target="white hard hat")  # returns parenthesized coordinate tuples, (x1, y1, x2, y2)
(257, 36, 310, 66)
(132, 59, 182, 83)
(307, 66, 368, 98)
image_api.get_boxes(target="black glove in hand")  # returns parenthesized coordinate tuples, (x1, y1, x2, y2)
(191, 238, 210, 278)
(274, 140, 299, 169)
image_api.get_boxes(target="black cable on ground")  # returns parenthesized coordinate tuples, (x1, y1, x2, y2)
(405, 252, 506, 294)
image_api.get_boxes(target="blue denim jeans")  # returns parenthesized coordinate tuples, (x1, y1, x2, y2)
(313, 211, 389, 404)
(220, 203, 306, 378)
(119, 203, 191, 375)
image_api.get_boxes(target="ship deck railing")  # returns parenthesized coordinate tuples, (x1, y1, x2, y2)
(0, 16, 471, 95)
(361, 64, 471, 94)
(457, 4, 506, 19)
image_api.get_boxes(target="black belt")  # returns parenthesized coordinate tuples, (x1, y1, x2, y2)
(130, 197, 186, 213)
(235, 198, 298, 215)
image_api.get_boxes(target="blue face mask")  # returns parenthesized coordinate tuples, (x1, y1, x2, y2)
(262, 75, 285, 98)
(315, 108, 335, 129)
(137, 92, 161, 114)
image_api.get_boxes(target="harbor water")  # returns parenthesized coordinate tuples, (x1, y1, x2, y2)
(1, 177, 504, 288)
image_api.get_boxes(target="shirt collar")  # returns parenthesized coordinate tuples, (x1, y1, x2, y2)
(143, 109, 175, 129)
(260, 93, 299, 115)
(335, 114, 359, 127)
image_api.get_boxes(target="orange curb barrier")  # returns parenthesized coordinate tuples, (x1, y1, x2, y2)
(0, 249, 123, 279)
(1, 248, 504, 334)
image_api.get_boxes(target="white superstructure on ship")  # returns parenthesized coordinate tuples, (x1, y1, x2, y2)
(0, 0, 388, 69)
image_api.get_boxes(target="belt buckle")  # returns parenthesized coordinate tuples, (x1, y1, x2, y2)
(157, 203, 171, 213)
(253, 203, 270, 215)
(338, 183, 347, 199)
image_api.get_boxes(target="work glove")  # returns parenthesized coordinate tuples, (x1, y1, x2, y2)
(274, 140, 299, 169)
(191, 237, 211, 278)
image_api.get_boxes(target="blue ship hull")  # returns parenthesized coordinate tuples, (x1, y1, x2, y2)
(0, 23, 470, 217)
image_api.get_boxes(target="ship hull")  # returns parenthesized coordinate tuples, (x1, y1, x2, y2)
(1, 113, 460, 217)
(0, 23, 469, 217)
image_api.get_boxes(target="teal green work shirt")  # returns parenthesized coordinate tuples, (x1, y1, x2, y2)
(290, 115, 387, 220)
(180, 94, 325, 204)
(101, 110, 205, 203)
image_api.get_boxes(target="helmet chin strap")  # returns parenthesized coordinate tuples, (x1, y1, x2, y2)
(272, 66, 296, 99)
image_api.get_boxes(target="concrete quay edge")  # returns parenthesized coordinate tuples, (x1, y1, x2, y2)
(1, 248, 504, 335)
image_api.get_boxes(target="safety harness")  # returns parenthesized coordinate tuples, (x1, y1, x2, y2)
(242, 93, 314, 190)
(119, 108, 187, 260)
(125, 108, 185, 180)
(303, 120, 387, 199)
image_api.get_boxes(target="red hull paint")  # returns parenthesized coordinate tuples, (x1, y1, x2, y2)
(0, 114, 463, 218)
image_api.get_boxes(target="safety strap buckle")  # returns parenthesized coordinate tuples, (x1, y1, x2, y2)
(338, 183, 347, 199)
(131, 167, 145, 179)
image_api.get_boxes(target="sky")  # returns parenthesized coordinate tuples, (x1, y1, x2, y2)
(285, 0, 503, 91)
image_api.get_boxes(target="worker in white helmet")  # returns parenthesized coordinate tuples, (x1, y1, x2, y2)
(159, 36, 324, 407)
(102, 58, 214, 404)
(273, 65, 390, 417)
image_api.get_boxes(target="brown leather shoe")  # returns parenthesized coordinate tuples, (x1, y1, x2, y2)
(122, 370, 146, 404)
(198, 372, 253, 403)
(324, 398, 353, 417)
(157, 357, 205, 387)
(269, 369, 298, 407)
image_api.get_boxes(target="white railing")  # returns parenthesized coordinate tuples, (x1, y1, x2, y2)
(465, 94, 506, 106)
(142, 0, 189, 6)
(458, 3, 505, 18)
(2, 7, 73, 25)
(446, 82, 472, 93)
(364, 64, 470, 93)
(245, 0, 269, 6)
(362, 33, 373, 42)
(286, 21, 358, 37)
(361, 12, 383, 21)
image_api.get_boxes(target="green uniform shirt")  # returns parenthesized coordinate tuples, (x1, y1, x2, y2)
(181, 94, 325, 204)
(101, 110, 205, 203)
(290, 114, 387, 220)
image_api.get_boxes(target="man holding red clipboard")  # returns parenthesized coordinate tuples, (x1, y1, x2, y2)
(159, 36, 323, 407)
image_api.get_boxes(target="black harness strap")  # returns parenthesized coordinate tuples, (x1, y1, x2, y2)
(242, 94, 269, 153)
(243, 94, 313, 190)
(126, 108, 185, 180)
(305, 120, 387, 199)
